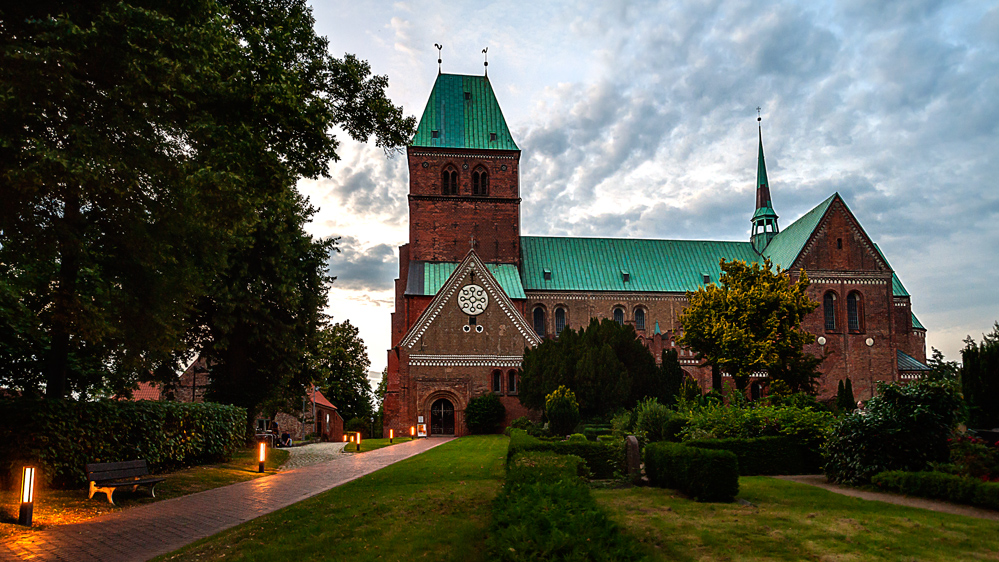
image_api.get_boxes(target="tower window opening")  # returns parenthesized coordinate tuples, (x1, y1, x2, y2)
(472, 167, 489, 196)
(837, 238, 843, 249)
(554, 307, 566, 336)
(847, 292, 863, 333)
(442, 166, 458, 195)
(824, 292, 837, 332)
(508, 370, 518, 394)
(613, 307, 624, 325)
(533, 307, 546, 338)
(635, 308, 646, 331)
(492, 370, 502, 393)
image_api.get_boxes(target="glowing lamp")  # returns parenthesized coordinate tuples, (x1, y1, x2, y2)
(356, 432, 361, 452)
(389, 429, 394, 443)
(410, 426, 416, 437)
(343, 434, 348, 442)
(258, 442, 266, 473)
(19, 467, 34, 526)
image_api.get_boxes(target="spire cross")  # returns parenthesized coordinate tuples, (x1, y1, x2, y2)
(482, 47, 488, 76)
(434, 43, 443, 74)
(757, 107, 762, 122)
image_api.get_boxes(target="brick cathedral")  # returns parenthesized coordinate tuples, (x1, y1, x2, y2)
(383, 73, 929, 437)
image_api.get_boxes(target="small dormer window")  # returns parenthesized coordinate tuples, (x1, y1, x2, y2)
(431, 130, 439, 138)
(543, 269, 552, 281)
(464, 92, 471, 100)
(622, 271, 630, 282)
(702, 274, 711, 284)
(489, 132, 497, 141)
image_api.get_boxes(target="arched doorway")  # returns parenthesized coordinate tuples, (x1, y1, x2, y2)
(430, 398, 455, 435)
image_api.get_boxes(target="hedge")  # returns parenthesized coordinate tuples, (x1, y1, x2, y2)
(0, 399, 245, 489)
(644, 441, 739, 502)
(507, 429, 623, 479)
(872, 470, 999, 510)
(686, 435, 817, 475)
(487, 449, 643, 562)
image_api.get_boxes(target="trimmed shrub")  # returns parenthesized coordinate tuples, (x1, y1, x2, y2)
(644, 442, 739, 502)
(507, 429, 623, 479)
(687, 436, 812, 475)
(872, 470, 999, 510)
(506, 451, 587, 487)
(545, 386, 580, 437)
(465, 393, 506, 434)
(823, 379, 965, 485)
(0, 399, 245, 489)
(567, 433, 588, 443)
(635, 397, 677, 443)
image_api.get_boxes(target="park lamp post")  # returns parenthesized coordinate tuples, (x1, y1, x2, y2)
(389, 429, 394, 443)
(356, 432, 361, 452)
(19, 467, 35, 526)
(410, 426, 415, 438)
(258, 442, 266, 473)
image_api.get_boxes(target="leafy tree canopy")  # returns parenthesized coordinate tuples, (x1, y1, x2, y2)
(961, 322, 999, 428)
(310, 320, 373, 422)
(677, 258, 821, 393)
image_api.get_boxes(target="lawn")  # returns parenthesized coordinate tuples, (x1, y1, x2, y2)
(594, 476, 999, 561)
(340, 436, 415, 453)
(154, 435, 509, 562)
(0, 447, 289, 541)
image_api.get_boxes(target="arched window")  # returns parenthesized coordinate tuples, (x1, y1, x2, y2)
(492, 370, 502, 393)
(613, 307, 624, 325)
(824, 292, 838, 332)
(508, 370, 518, 394)
(441, 166, 458, 195)
(533, 307, 546, 338)
(634, 308, 646, 330)
(554, 307, 566, 337)
(847, 292, 863, 332)
(472, 167, 488, 196)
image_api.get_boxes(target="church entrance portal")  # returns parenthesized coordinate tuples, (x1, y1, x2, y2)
(430, 398, 455, 435)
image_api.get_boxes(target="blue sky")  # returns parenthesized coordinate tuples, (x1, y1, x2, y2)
(300, 0, 999, 372)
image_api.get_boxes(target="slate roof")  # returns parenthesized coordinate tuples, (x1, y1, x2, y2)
(411, 74, 518, 150)
(898, 350, 931, 372)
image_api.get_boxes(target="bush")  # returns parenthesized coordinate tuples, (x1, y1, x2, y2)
(948, 435, 999, 480)
(823, 379, 965, 485)
(465, 393, 506, 434)
(635, 398, 679, 443)
(0, 399, 244, 489)
(489, 449, 642, 561)
(872, 470, 999, 510)
(567, 433, 588, 443)
(507, 429, 623, 479)
(644, 441, 739, 502)
(345, 416, 370, 438)
(545, 386, 580, 437)
(687, 436, 813, 475)
(610, 409, 635, 437)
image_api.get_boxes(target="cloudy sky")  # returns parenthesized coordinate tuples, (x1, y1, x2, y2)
(301, 0, 999, 373)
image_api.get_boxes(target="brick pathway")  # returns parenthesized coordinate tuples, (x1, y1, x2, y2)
(280, 441, 347, 470)
(0, 437, 453, 562)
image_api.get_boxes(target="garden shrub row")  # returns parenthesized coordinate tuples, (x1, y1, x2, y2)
(872, 470, 999, 510)
(644, 441, 739, 502)
(0, 399, 245, 489)
(507, 428, 623, 478)
(687, 435, 819, 475)
(487, 449, 643, 562)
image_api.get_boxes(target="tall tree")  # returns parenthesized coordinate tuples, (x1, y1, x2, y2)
(0, 1, 414, 399)
(309, 320, 373, 422)
(677, 258, 821, 393)
(961, 323, 999, 428)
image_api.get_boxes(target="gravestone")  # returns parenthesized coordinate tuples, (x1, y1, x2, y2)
(625, 435, 641, 484)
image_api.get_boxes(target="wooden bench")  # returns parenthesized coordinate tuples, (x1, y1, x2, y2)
(85, 460, 166, 505)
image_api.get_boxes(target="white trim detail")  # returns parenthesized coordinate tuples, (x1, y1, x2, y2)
(409, 354, 524, 368)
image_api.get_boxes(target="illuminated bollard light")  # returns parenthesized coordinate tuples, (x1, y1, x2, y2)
(343, 434, 348, 442)
(389, 429, 394, 443)
(258, 442, 266, 473)
(19, 467, 34, 526)
(410, 426, 416, 438)
(356, 432, 361, 452)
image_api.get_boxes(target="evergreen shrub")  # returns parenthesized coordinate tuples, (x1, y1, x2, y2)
(644, 441, 739, 502)
(545, 386, 580, 437)
(507, 429, 623, 479)
(686, 435, 811, 475)
(465, 393, 506, 434)
(0, 399, 244, 489)
(872, 470, 999, 510)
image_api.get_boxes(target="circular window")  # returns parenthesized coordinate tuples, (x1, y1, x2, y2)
(462, 325, 471, 333)
(475, 325, 484, 333)
(457, 284, 489, 315)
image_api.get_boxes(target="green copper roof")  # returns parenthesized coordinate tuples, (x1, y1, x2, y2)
(520, 236, 760, 292)
(419, 262, 525, 299)
(911, 313, 925, 330)
(762, 194, 836, 269)
(898, 350, 931, 371)
(411, 74, 518, 150)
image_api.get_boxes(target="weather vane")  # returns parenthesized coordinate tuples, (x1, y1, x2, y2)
(757, 106, 762, 123)
(435, 43, 443, 74)
(482, 47, 488, 76)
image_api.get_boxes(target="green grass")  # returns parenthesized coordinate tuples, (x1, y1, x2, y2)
(0, 447, 288, 541)
(155, 435, 509, 562)
(594, 476, 999, 561)
(340, 436, 414, 453)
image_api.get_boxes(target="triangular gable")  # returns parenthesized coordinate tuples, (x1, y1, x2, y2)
(791, 193, 889, 272)
(762, 194, 835, 269)
(399, 249, 540, 350)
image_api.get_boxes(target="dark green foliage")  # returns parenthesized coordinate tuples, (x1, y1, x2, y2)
(545, 386, 580, 437)
(872, 470, 999, 511)
(488, 449, 643, 562)
(507, 429, 624, 479)
(311, 320, 374, 422)
(947, 435, 999, 480)
(961, 324, 999, 428)
(644, 442, 740, 502)
(519, 319, 662, 417)
(634, 398, 686, 443)
(582, 425, 613, 441)
(836, 379, 856, 413)
(345, 416, 371, 438)
(660, 349, 685, 406)
(925, 347, 961, 381)
(823, 379, 966, 485)
(465, 393, 507, 434)
(686, 436, 816, 475)
(0, 399, 244, 489)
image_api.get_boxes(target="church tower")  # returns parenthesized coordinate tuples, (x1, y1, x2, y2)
(751, 120, 779, 254)
(406, 73, 522, 265)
